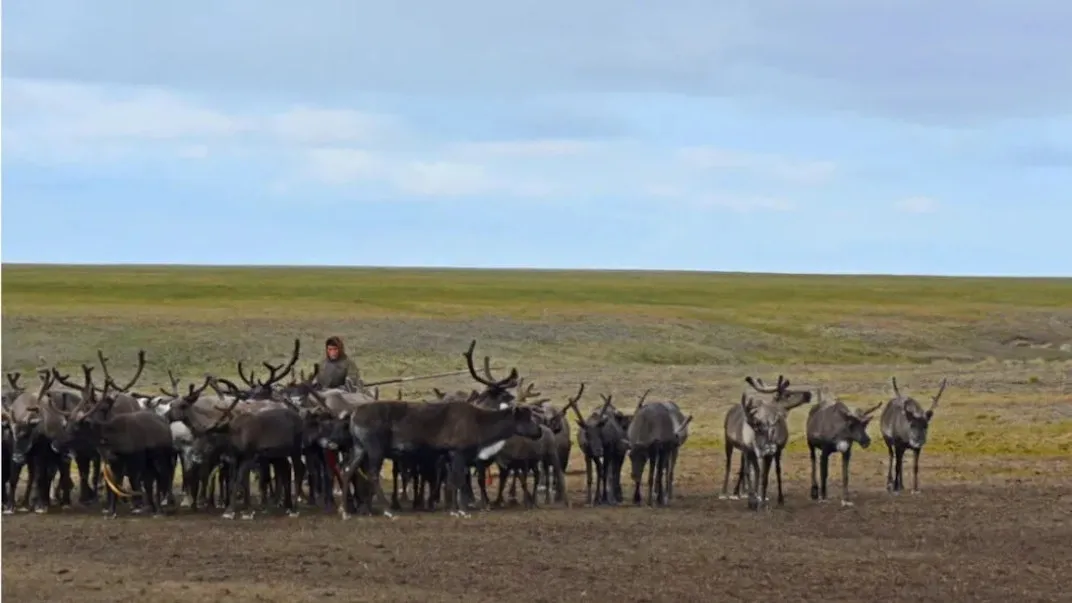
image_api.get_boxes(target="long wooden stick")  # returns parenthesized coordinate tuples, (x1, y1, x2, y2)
(363, 367, 506, 387)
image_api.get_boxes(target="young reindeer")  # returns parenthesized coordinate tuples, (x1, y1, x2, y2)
(626, 400, 692, 507)
(805, 391, 882, 506)
(880, 376, 948, 495)
(720, 375, 813, 510)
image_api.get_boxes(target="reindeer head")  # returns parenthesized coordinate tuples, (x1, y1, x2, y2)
(892, 376, 947, 449)
(740, 393, 787, 457)
(836, 401, 882, 450)
(9, 370, 57, 464)
(510, 405, 543, 440)
(462, 339, 520, 409)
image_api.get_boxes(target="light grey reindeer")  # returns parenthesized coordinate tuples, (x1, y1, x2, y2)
(805, 391, 882, 507)
(880, 376, 948, 494)
(720, 375, 813, 510)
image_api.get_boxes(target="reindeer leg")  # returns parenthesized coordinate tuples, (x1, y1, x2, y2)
(583, 455, 593, 506)
(477, 463, 493, 510)
(494, 465, 509, 507)
(520, 466, 536, 509)
(719, 443, 734, 500)
(7, 460, 23, 513)
(746, 453, 761, 511)
(760, 455, 773, 510)
(667, 447, 678, 502)
(613, 453, 625, 504)
(894, 446, 906, 493)
(280, 458, 298, 517)
(818, 451, 830, 502)
(75, 452, 93, 504)
(884, 440, 895, 493)
(809, 445, 820, 500)
(447, 452, 471, 518)
(775, 450, 785, 506)
(732, 455, 747, 500)
(840, 448, 854, 507)
(911, 448, 922, 494)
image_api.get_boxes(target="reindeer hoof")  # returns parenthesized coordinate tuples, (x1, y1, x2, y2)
(180, 495, 193, 508)
(339, 511, 352, 521)
(840, 500, 855, 508)
(809, 486, 820, 500)
(382, 510, 395, 519)
(221, 511, 236, 520)
(240, 511, 256, 520)
(104, 512, 118, 520)
(911, 489, 921, 495)
(286, 511, 300, 518)
(728, 494, 740, 501)
(2, 507, 13, 515)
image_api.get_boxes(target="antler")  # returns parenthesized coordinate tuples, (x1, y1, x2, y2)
(675, 415, 693, 436)
(97, 349, 147, 392)
(860, 402, 883, 418)
(5, 372, 22, 391)
(635, 388, 651, 412)
(259, 338, 301, 388)
(930, 378, 947, 412)
(745, 375, 787, 395)
(463, 339, 519, 389)
(559, 382, 586, 417)
(161, 370, 182, 398)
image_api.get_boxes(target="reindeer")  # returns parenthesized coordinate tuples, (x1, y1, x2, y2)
(720, 375, 813, 510)
(209, 393, 306, 520)
(49, 349, 147, 504)
(48, 365, 176, 518)
(151, 371, 213, 507)
(4, 370, 73, 513)
(805, 391, 882, 506)
(881, 377, 948, 495)
(490, 382, 581, 508)
(626, 400, 692, 507)
(335, 393, 542, 519)
(585, 392, 635, 505)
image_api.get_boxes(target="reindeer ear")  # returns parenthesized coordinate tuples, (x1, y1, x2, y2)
(925, 409, 933, 420)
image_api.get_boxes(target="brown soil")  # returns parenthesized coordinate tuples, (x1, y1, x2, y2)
(3, 477, 1070, 603)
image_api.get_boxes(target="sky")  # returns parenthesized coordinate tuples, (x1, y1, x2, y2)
(2, 0, 1070, 276)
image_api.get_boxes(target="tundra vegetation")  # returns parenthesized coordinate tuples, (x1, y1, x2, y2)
(2, 264, 1071, 602)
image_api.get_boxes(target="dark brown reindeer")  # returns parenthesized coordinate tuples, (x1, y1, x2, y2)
(626, 400, 692, 507)
(335, 390, 542, 519)
(490, 382, 582, 508)
(209, 391, 306, 520)
(880, 376, 948, 495)
(720, 376, 813, 510)
(805, 391, 882, 506)
(48, 365, 175, 518)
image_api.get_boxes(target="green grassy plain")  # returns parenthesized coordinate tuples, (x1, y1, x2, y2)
(3, 264, 1071, 480)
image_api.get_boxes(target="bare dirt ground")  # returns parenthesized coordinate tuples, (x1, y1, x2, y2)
(3, 471, 1070, 603)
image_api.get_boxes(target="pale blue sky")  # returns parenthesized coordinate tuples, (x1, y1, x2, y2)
(2, 0, 1070, 275)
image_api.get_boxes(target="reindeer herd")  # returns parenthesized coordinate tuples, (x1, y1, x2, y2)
(0, 338, 949, 521)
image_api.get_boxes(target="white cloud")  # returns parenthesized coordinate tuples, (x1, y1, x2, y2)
(894, 196, 939, 213)
(3, 77, 834, 208)
(677, 146, 837, 185)
(270, 106, 400, 145)
(446, 139, 601, 158)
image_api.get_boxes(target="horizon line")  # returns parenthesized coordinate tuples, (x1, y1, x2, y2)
(2, 261, 1069, 280)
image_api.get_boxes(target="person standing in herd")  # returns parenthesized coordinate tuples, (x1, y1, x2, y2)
(316, 336, 361, 389)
